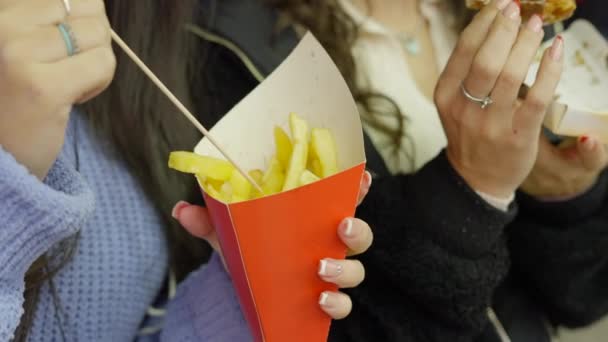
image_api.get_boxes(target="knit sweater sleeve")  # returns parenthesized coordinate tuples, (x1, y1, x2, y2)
(508, 170, 608, 328)
(329, 151, 517, 342)
(160, 253, 252, 342)
(0, 146, 94, 341)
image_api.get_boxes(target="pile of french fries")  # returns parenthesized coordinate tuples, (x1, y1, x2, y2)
(169, 113, 339, 203)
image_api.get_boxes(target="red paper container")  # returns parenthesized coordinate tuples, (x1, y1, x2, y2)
(194, 33, 366, 342)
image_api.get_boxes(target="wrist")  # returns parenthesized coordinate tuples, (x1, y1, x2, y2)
(446, 153, 517, 199)
(476, 190, 515, 212)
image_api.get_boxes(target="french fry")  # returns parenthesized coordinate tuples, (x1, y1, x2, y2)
(249, 169, 264, 184)
(169, 151, 234, 181)
(274, 127, 293, 169)
(309, 159, 322, 178)
(299, 170, 320, 186)
(283, 113, 309, 191)
(283, 142, 308, 191)
(310, 128, 338, 177)
(196, 174, 225, 202)
(221, 182, 233, 201)
(306, 139, 321, 176)
(230, 170, 252, 202)
(289, 113, 308, 141)
(249, 169, 264, 199)
(206, 178, 224, 192)
(262, 157, 286, 195)
(206, 183, 226, 202)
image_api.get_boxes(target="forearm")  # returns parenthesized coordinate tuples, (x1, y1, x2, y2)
(0, 146, 93, 339)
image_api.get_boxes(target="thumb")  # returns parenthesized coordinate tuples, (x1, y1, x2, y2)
(575, 136, 606, 172)
(172, 201, 221, 252)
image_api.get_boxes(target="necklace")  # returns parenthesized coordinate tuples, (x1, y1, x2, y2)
(394, 2, 425, 56)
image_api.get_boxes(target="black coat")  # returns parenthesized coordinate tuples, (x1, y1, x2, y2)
(193, 1, 608, 340)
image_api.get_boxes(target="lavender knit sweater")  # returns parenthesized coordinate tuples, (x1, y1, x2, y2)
(0, 112, 252, 341)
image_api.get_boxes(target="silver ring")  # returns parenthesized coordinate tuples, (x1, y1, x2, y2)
(460, 83, 493, 109)
(61, 0, 71, 15)
(57, 23, 80, 56)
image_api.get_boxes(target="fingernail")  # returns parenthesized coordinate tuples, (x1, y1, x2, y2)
(360, 171, 372, 192)
(496, 0, 510, 10)
(550, 36, 564, 61)
(171, 201, 190, 219)
(319, 291, 335, 308)
(580, 135, 595, 150)
(527, 14, 543, 33)
(503, 2, 520, 20)
(340, 218, 355, 238)
(319, 259, 344, 278)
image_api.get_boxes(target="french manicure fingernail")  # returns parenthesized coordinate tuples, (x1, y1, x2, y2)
(365, 171, 372, 189)
(550, 36, 564, 61)
(503, 2, 520, 20)
(527, 14, 543, 33)
(340, 218, 354, 237)
(319, 259, 344, 278)
(171, 201, 190, 219)
(319, 292, 335, 308)
(360, 171, 371, 190)
(580, 136, 595, 150)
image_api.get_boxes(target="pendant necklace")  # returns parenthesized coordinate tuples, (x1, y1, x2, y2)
(394, 2, 425, 56)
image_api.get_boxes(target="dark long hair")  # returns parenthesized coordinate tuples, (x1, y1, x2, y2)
(15, 1, 209, 340)
(15, 0, 472, 339)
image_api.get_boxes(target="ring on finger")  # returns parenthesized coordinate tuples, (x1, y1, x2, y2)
(461, 83, 494, 109)
(57, 22, 80, 56)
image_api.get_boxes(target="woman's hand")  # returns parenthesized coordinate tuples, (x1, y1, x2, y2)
(172, 171, 374, 320)
(434, 0, 563, 198)
(0, 0, 115, 179)
(521, 133, 608, 198)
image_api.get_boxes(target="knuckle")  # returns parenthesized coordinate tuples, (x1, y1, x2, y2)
(97, 46, 117, 79)
(434, 91, 448, 113)
(480, 123, 500, 142)
(525, 94, 548, 114)
(498, 70, 522, 89)
(496, 15, 519, 35)
(456, 32, 477, 57)
(90, 17, 111, 45)
(434, 81, 461, 118)
(471, 61, 500, 84)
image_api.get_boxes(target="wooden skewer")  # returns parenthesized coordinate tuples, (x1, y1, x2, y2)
(110, 30, 263, 193)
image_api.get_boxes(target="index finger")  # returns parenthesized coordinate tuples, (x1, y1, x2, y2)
(438, 0, 510, 91)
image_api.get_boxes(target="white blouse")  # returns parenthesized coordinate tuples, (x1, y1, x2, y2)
(340, 0, 459, 174)
(340, 0, 514, 209)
